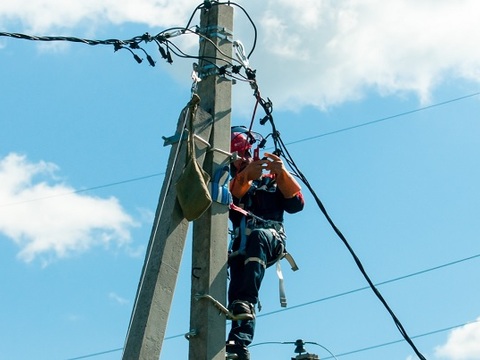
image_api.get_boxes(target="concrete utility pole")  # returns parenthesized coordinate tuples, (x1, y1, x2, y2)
(122, 3, 233, 360)
(122, 101, 213, 360)
(189, 4, 233, 360)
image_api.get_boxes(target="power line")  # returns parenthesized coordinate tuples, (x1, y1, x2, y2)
(65, 315, 480, 360)
(3, 90, 478, 208)
(258, 252, 480, 318)
(285, 91, 480, 146)
(64, 252, 480, 359)
(0, 172, 164, 208)
(66, 348, 123, 360)
(0, 1, 258, 73)
(320, 318, 480, 359)
(250, 340, 339, 360)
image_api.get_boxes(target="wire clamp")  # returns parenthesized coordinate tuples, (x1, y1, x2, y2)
(191, 63, 202, 95)
(184, 329, 197, 340)
(198, 25, 233, 43)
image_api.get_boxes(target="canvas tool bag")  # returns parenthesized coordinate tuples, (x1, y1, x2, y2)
(175, 99, 212, 221)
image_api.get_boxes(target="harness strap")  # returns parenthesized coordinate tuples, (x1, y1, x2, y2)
(283, 252, 299, 271)
(228, 203, 299, 308)
(276, 261, 287, 307)
(244, 257, 266, 269)
(239, 216, 247, 255)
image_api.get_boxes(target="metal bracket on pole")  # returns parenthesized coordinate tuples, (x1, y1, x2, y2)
(163, 131, 234, 160)
(198, 25, 233, 43)
(184, 329, 198, 340)
(197, 64, 236, 83)
(195, 294, 254, 321)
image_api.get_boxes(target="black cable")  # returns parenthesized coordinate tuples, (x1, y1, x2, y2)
(0, 0, 259, 68)
(277, 133, 428, 360)
(65, 316, 480, 359)
(252, 90, 428, 359)
(250, 340, 340, 359)
(182, 1, 258, 59)
(215, 1, 258, 58)
(285, 91, 480, 146)
(0, 31, 140, 46)
(258, 252, 480, 318)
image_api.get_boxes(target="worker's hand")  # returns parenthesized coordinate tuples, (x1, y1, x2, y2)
(231, 158, 267, 198)
(239, 159, 268, 181)
(263, 152, 286, 176)
(264, 152, 302, 198)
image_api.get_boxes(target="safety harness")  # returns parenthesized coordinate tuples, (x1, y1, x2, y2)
(210, 165, 299, 308)
(228, 203, 298, 306)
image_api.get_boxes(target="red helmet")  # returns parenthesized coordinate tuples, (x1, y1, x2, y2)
(230, 126, 265, 156)
(231, 131, 252, 153)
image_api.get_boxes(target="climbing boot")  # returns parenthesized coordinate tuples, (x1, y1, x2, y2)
(229, 300, 255, 321)
(226, 341, 250, 360)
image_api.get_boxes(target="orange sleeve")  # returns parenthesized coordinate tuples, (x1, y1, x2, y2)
(230, 171, 252, 198)
(275, 170, 302, 198)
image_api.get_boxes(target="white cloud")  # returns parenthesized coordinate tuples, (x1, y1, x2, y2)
(251, 0, 480, 110)
(0, 153, 137, 265)
(108, 292, 129, 305)
(0, 0, 198, 33)
(435, 318, 480, 360)
(2, 0, 480, 109)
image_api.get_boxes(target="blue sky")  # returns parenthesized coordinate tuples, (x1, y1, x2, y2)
(1, 1, 480, 359)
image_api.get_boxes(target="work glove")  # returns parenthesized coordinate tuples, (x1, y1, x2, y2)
(230, 159, 266, 198)
(264, 152, 302, 198)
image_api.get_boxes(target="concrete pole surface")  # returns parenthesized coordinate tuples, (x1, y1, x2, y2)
(189, 4, 234, 360)
(122, 101, 213, 360)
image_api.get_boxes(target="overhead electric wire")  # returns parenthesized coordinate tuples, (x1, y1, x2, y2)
(183, 1, 257, 59)
(258, 252, 480, 318)
(275, 127, 427, 360)
(321, 318, 480, 359)
(65, 308, 480, 359)
(63, 251, 480, 359)
(2, 90, 478, 209)
(0, 173, 164, 208)
(0, 31, 141, 46)
(250, 340, 339, 360)
(3, 3, 479, 359)
(251, 83, 428, 358)
(0, 1, 258, 72)
(285, 91, 480, 146)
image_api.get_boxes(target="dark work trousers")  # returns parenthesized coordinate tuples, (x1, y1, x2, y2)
(227, 227, 283, 346)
